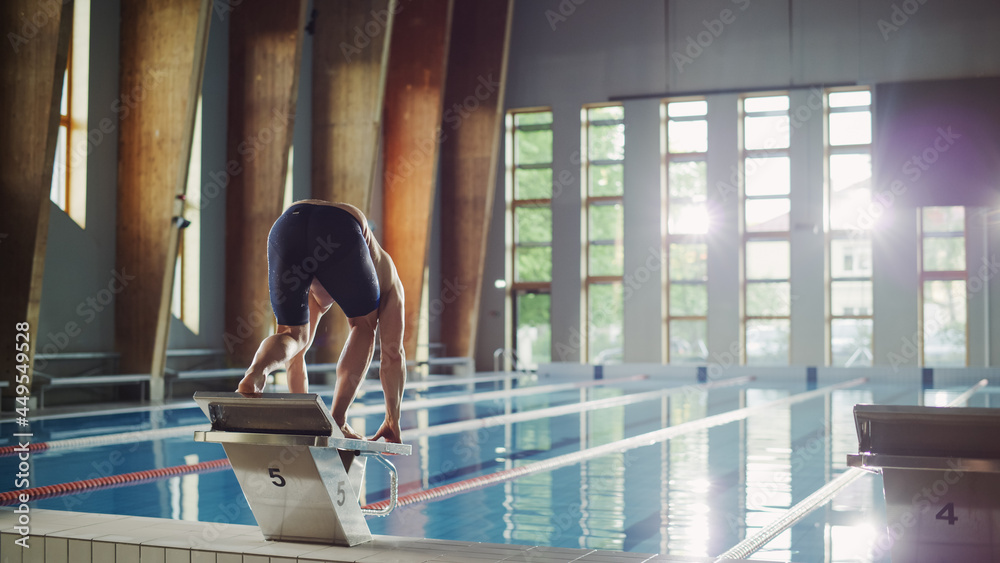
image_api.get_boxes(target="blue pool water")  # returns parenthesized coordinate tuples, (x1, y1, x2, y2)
(1, 375, 995, 561)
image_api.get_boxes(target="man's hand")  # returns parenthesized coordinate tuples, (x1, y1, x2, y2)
(370, 419, 402, 444)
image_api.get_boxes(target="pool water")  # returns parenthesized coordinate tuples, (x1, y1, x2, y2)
(1, 375, 994, 561)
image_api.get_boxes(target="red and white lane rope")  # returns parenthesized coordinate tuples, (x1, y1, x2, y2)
(3, 376, 862, 511)
(0, 374, 641, 457)
(361, 378, 869, 512)
(0, 458, 231, 506)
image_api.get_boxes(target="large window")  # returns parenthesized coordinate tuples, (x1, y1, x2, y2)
(827, 89, 873, 366)
(171, 97, 203, 333)
(920, 206, 967, 366)
(508, 109, 553, 368)
(663, 99, 709, 363)
(51, 0, 90, 228)
(741, 94, 791, 365)
(52, 67, 70, 210)
(583, 105, 625, 364)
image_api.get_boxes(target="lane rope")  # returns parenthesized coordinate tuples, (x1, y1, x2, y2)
(0, 425, 210, 458)
(0, 458, 231, 506)
(0, 374, 633, 457)
(401, 375, 754, 440)
(4, 376, 875, 513)
(0, 375, 734, 505)
(349, 373, 649, 416)
(361, 378, 868, 511)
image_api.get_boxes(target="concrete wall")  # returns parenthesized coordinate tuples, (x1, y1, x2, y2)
(37, 0, 121, 363)
(37, 2, 320, 365)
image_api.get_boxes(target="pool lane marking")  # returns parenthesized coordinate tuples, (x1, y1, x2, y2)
(0, 458, 231, 506)
(348, 373, 651, 416)
(0, 377, 863, 508)
(365, 372, 522, 393)
(401, 375, 756, 440)
(0, 375, 645, 457)
(0, 424, 210, 457)
(715, 378, 989, 561)
(361, 377, 869, 511)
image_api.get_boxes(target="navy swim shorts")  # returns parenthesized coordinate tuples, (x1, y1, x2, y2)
(267, 203, 380, 326)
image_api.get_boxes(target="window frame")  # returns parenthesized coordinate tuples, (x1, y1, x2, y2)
(506, 108, 554, 368)
(662, 96, 709, 364)
(51, 0, 90, 228)
(825, 87, 874, 367)
(740, 92, 792, 366)
(582, 103, 625, 364)
(918, 206, 969, 367)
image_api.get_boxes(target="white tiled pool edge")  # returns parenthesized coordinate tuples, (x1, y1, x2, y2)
(0, 507, 776, 562)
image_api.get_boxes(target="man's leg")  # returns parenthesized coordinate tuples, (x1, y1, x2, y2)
(285, 281, 334, 393)
(237, 323, 309, 394)
(331, 308, 378, 438)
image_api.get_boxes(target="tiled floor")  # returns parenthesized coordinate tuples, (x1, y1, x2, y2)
(0, 508, 776, 562)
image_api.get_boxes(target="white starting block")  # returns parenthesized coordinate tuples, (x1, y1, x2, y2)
(192, 392, 411, 546)
(848, 405, 1000, 561)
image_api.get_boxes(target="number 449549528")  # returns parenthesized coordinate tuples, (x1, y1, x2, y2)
(14, 321, 30, 417)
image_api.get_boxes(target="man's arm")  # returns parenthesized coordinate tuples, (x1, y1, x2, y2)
(371, 271, 406, 443)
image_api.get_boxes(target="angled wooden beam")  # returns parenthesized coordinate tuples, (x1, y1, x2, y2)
(438, 0, 513, 358)
(382, 0, 453, 358)
(0, 0, 73, 405)
(310, 0, 395, 366)
(115, 0, 212, 402)
(223, 0, 307, 366)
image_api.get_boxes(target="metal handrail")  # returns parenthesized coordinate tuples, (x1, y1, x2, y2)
(360, 454, 399, 516)
(493, 348, 524, 372)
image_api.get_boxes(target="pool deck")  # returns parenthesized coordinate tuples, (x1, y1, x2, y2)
(0, 508, 779, 563)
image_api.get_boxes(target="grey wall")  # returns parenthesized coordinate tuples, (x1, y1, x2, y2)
(39, 2, 319, 364)
(167, 3, 230, 350)
(37, 0, 120, 365)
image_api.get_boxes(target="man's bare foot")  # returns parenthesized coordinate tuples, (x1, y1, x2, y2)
(339, 421, 364, 440)
(237, 371, 265, 394)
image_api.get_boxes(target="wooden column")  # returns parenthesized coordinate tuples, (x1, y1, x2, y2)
(438, 0, 513, 358)
(0, 1, 73, 404)
(115, 0, 211, 401)
(224, 0, 307, 366)
(382, 0, 453, 358)
(310, 0, 395, 366)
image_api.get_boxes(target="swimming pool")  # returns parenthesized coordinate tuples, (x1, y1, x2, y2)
(2, 372, 995, 561)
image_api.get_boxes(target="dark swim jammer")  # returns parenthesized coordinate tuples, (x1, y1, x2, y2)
(267, 203, 380, 326)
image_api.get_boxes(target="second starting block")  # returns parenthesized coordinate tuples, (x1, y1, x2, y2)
(192, 392, 411, 546)
(848, 404, 1000, 561)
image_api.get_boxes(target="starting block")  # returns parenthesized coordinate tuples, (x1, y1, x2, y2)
(192, 392, 411, 546)
(848, 404, 1000, 561)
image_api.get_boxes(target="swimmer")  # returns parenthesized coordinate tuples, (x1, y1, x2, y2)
(237, 200, 405, 444)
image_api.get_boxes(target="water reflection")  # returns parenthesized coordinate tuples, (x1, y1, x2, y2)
(744, 389, 792, 561)
(665, 388, 710, 556)
(580, 388, 627, 550)
(24, 379, 998, 562)
(363, 381, 909, 559)
(507, 391, 554, 545)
